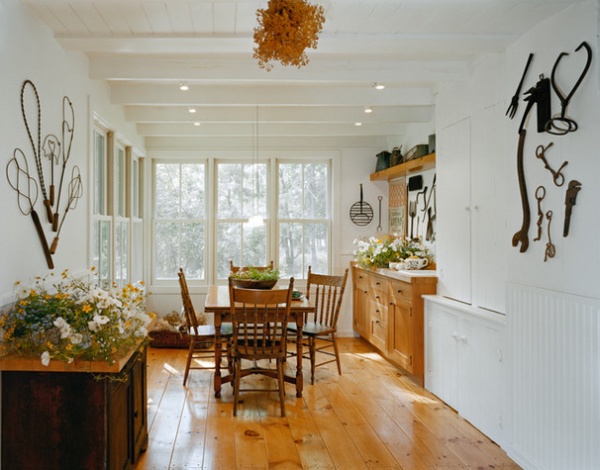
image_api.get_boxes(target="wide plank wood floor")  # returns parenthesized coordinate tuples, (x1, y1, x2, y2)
(135, 338, 519, 469)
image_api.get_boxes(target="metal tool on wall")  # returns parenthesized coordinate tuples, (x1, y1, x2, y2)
(424, 174, 436, 241)
(349, 184, 373, 226)
(533, 185, 546, 242)
(535, 142, 567, 187)
(512, 130, 531, 253)
(20, 80, 54, 224)
(563, 180, 581, 237)
(408, 200, 417, 239)
(545, 41, 592, 135)
(6, 150, 54, 269)
(50, 166, 83, 254)
(376, 196, 383, 231)
(544, 210, 556, 262)
(6, 80, 82, 268)
(506, 53, 534, 119)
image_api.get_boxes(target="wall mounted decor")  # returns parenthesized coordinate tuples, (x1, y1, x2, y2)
(5, 80, 82, 269)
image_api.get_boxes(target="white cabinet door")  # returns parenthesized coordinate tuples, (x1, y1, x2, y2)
(425, 303, 459, 410)
(425, 299, 506, 446)
(458, 317, 505, 445)
(436, 118, 471, 304)
(470, 104, 507, 313)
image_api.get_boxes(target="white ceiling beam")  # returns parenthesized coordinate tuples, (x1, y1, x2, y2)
(56, 33, 513, 56)
(144, 135, 389, 151)
(136, 122, 408, 137)
(112, 84, 433, 106)
(90, 56, 469, 84)
(124, 105, 433, 123)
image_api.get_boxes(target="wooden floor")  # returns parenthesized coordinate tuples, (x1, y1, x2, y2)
(135, 338, 519, 469)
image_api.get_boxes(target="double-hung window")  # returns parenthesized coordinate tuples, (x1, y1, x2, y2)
(91, 127, 112, 287)
(153, 162, 206, 281)
(216, 161, 268, 279)
(278, 161, 330, 277)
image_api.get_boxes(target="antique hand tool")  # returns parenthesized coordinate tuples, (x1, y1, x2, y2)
(20, 80, 54, 224)
(533, 185, 546, 242)
(6, 149, 54, 269)
(519, 75, 552, 133)
(546, 41, 592, 136)
(512, 130, 530, 252)
(563, 179, 582, 237)
(535, 142, 568, 187)
(506, 53, 534, 120)
(544, 210, 556, 262)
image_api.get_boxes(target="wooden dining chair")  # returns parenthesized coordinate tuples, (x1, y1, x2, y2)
(178, 268, 232, 386)
(229, 260, 274, 274)
(288, 266, 349, 384)
(228, 277, 294, 417)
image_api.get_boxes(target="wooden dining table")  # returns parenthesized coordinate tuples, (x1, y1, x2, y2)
(204, 284, 315, 399)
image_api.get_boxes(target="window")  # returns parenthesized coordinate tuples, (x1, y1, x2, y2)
(216, 162, 267, 279)
(113, 144, 129, 286)
(278, 162, 330, 278)
(91, 127, 112, 286)
(153, 162, 206, 281)
(151, 156, 332, 285)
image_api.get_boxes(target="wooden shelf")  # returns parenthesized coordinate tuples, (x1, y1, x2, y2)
(370, 152, 436, 181)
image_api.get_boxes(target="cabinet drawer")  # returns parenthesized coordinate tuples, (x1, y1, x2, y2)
(370, 300, 388, 325)
(370, 302, 388, 351)
(390, 280, 413, 305)
(354, 274, 369, 292)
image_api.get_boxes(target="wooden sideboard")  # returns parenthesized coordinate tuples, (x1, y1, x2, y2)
(352, 265, 437, 384)
(0, 345, 148, 469)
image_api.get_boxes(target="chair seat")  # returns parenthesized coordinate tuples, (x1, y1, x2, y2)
(188, 322, 233, 337)
(288, 321, 336, 336)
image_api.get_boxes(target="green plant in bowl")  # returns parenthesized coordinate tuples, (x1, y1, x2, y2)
(230, 266, 280, 289)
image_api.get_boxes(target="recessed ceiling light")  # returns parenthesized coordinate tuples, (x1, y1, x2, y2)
(373, 83, 385, 90)
(355, 122, 362, 126)
(193, 121, 201, 126)
(179, 82, 189, 91)
(188, 106, 197, 113)
(364, 106, 373, 114)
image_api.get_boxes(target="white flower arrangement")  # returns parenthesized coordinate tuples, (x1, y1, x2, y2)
(0, 268, 154, 366)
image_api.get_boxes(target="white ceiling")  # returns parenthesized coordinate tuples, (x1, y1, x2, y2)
(25, 0, 581, 152)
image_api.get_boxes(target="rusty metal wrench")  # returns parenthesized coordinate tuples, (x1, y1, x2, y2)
(512, 130, 530, 252)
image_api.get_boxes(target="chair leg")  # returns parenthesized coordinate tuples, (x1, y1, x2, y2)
(308, 336, 316, 385)
(233, 358, 241, 417)
(183, 339, 195, 386)
(277, 359, 286, 417)
(332, 334, 342, 375)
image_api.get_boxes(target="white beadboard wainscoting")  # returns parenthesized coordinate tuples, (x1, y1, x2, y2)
(507, 283, 600, 470)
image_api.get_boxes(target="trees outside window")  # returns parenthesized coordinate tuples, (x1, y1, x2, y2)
(153, 162, 206, 280)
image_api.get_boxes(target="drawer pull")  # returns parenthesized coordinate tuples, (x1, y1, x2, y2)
(397, 289, 402, 293)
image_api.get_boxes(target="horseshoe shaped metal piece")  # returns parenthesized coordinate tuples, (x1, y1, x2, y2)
(545, 41, 592, 135)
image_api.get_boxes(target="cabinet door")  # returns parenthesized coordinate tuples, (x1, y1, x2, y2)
(131, 349, 148, 461)
(391, 301, 413, 373)
(425, 305, 459, 410)
(458, 318, 504, 444)
(353, 284, 369, 338)
(470, 104, 507, 313)
(436, 118, 471, 304)
(109, 377, 132, 470)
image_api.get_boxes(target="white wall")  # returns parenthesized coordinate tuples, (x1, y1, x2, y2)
(0, 0, 144, 302)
